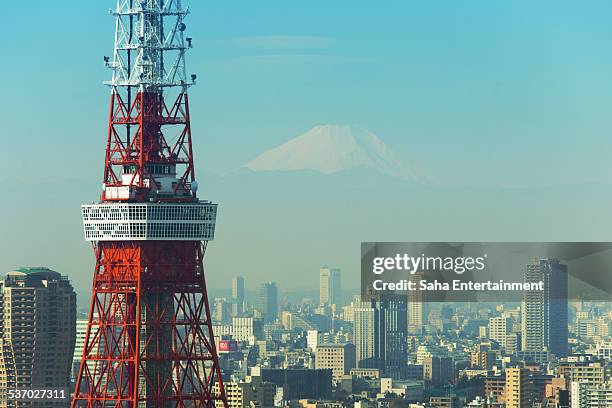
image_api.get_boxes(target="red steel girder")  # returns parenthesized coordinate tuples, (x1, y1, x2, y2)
(103, 90, 195, 199)
(72, 242, 227, 407)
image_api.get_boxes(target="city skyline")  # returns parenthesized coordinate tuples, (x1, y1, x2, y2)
(0, 1, 611, 407)
(5, 2, 612, 293)
(0, 261, 609, 406)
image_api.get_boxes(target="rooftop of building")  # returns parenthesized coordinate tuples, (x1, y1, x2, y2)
(12, 267, 57, 275)
(317, 343, 354, 348)
(3, 267, 69, 287)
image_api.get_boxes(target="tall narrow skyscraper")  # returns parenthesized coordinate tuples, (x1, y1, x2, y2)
(381, 296, 408, 377)
(260, 282, 279, 323)
(232, 276, 245, 303)
(0, 268, 76, 406)
(353, 297, 379, 369)
(407, 271, 425, 335)
(353, 294, 407, 375)
(232, 276, 245, 316)
(319, 267, 341, 306)
(521, 259, 568, 357)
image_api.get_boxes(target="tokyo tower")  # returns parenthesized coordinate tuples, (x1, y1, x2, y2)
(72, 0, 228, 406)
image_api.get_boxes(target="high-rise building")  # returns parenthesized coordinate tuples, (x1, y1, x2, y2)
(72, 319, 89, 382)
(232, 275, 245, 317)
(353, 298, 379, 369)
(232, 276, 245, 303)
(260, 282, 278, 323)
(505, 367, 532, 408)
(319, 267, 341, 306)
(315, 343, 356, 382)
(489, 316, 511, 350)
(521, 259, 568, 357)
(352, 295, 407, 375)
(381, 297, 408, 377)
(0, 268, 76, 406)
(407, 271, 425, 335)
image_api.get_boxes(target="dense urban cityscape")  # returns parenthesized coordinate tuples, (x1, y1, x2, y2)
(0, 261, 610, 407)
(1, 1, 611, 406)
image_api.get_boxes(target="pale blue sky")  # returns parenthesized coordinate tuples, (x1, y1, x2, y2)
(2, 1, 612, 186)
(2, 1, 612, 299)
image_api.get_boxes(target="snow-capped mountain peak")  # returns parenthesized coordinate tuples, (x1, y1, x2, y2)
(244, 125, 430, 182)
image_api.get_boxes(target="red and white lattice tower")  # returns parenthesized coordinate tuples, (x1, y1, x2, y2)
(72, 0, 227, 406)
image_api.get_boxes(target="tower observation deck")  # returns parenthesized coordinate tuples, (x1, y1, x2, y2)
(72, 1, 228, 406)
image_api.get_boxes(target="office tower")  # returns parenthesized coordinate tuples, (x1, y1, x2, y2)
(0, 268, 76, 406)
(381, 297, 408, 377)
(232, 275, 245, 316)
(423, 356, 454, 386)
(407, 271, 425, 335)
(232, 276, 245, 302)
(353, 298, 379, 368)
(353, 296, 407, 374)
(521, 259, 569, 357)
(315, 343, 356, 382)
(319, 267, 341, 306)
(505, 367, 532, 408)
(260, 282, 278, 323)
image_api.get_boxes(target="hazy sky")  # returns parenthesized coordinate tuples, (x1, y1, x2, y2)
(2, 1, 612, 299)
(2, 0, 612, 185)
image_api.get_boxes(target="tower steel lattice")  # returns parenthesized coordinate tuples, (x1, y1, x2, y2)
(72, 1, 228, 406)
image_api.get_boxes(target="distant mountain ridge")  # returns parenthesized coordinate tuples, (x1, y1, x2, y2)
(244, 125, 432, 183)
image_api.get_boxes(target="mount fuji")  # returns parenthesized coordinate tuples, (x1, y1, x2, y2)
(244, 125, 433, 183)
